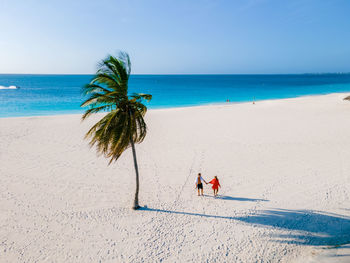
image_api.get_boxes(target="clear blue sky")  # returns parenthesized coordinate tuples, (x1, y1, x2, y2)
(0, 0, 349, 74)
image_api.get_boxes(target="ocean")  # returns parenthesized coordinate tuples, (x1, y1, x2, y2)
(1, 74, 350, 118)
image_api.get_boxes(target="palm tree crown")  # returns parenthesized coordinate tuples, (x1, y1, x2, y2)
(81, 52, 152, 164)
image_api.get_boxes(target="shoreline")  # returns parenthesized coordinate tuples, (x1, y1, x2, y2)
(1, 91, 350, 119)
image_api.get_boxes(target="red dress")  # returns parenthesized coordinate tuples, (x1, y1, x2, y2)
(209, 178, 220, 190)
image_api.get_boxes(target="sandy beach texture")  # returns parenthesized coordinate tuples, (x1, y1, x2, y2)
(1, 93, 350, 262)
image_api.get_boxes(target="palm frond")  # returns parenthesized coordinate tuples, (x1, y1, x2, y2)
(81, 104, 114, 120)
(81, 83, 113, 96)
(80, 92, 116, 108)
(92, 73, 121, 90)
(81, 51, 152, 164)
(130, 93, 152, 102)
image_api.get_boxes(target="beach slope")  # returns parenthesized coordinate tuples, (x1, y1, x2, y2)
(1, 93, 350, 262)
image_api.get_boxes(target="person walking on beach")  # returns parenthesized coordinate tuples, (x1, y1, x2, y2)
(195, 173, 207, 196)
(209, 176, 221, 197)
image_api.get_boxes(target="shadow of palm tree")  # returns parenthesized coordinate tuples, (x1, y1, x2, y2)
(141, 207, 350, 246)
(203, 194, 268, 202)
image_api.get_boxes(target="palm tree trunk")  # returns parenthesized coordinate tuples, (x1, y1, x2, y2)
(130, 137, 140, 210)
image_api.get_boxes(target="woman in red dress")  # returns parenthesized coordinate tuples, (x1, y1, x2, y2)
(209, 176, 221, 196)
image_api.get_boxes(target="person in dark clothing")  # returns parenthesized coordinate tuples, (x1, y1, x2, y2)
(195, 173, 207, 196)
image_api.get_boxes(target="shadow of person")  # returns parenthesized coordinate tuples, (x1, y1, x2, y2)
(140, 207, 350, 247)
(204, 194, 268, 202)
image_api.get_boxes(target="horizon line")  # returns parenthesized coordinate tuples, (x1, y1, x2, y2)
(0, 72, 350, 76)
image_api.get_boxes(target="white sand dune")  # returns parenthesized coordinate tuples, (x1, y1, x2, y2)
(1, 93, 350, 262)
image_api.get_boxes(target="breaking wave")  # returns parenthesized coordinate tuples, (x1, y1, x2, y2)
(0, 85, 19, 90)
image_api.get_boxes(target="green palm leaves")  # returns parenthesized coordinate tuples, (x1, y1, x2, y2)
(81, 52, 152, 164)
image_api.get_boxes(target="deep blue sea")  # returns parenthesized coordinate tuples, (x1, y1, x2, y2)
(1, 74, 350, 118)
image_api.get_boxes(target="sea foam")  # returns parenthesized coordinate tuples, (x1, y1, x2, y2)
(0, 85, 18, 90)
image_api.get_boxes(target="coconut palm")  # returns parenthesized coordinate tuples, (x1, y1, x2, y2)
(81, 52, 152, 210)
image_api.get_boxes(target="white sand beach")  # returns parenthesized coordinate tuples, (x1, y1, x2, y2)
(1, 93, 350, 262)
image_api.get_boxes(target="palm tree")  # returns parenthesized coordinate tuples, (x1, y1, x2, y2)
(81, 52, 152, 210)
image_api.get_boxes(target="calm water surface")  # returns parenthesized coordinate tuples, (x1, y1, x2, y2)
(0, 74, 350, 117)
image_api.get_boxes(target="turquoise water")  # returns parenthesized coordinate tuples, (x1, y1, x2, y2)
(0, 74, 350, 117)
